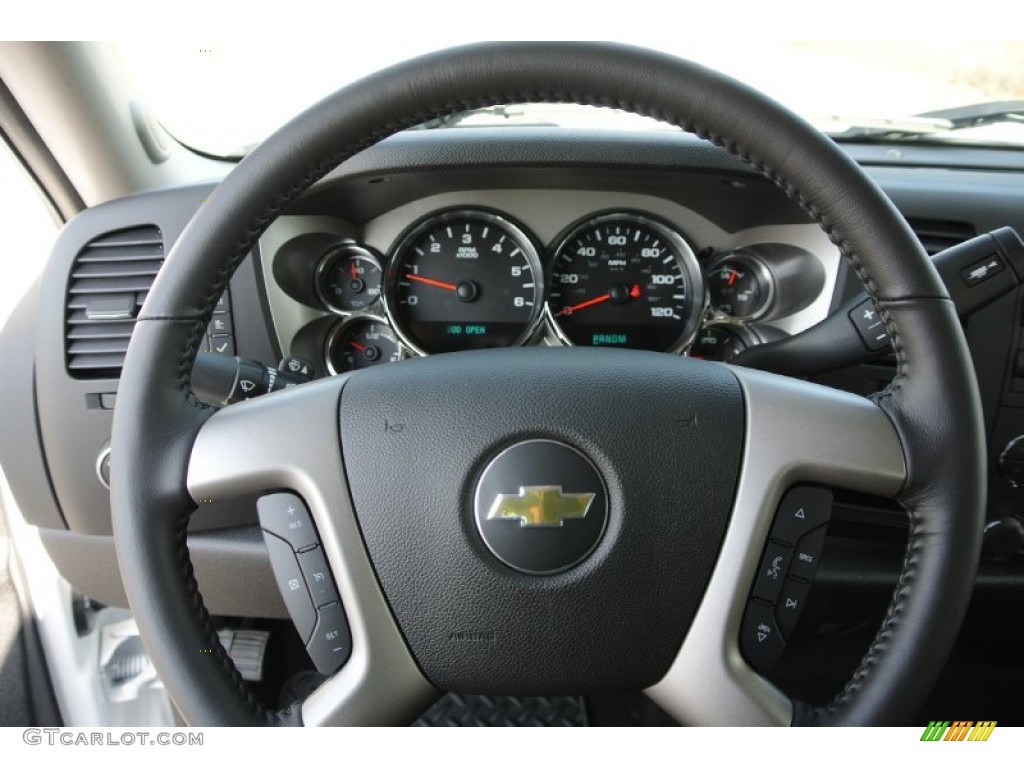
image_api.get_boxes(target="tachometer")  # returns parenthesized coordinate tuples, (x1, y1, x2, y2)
(546, 213, 704, 352)
(384, 210, 544, 355)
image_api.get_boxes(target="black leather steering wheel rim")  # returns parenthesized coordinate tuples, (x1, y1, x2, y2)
(111, 41, 985, 726)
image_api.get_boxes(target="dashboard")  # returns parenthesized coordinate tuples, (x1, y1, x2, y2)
(260, 189, 836, 377)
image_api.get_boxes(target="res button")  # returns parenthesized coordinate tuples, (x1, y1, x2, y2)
(258, 492, 319, 552)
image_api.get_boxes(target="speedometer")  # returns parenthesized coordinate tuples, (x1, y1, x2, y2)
(384, 210, 544, 355)
(546, 213, 705, 352)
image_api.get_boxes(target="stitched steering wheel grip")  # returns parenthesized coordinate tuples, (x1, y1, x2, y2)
(110, 42, 985, 726)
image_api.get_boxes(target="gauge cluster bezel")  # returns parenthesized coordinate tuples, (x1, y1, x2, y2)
(264, 198, 835, 375)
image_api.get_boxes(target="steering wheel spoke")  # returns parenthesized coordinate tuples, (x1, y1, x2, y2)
(646, 368, 906, 725)
(187, 379, 438, 725)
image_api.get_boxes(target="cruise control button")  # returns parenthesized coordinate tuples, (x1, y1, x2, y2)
(790, 525, 828, 581)
(848, 298, 890, 351)
(257, 493, 319, 552)
(298, 546, 340, 607)
(751, 541, 792, 604)
(776, 578, 812, 638)
(306, 602, 352, 675)
(262, 532, 316, 644)
(740, 600, 785, 674)
(771, 486, 832, 546)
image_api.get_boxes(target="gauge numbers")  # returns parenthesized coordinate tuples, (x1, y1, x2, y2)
(384, 210, 544, 355)
(547, 213, 704, 352)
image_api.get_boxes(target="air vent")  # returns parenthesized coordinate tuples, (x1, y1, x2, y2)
(65, 226, 164, 378)
(905, 217, 976, 256)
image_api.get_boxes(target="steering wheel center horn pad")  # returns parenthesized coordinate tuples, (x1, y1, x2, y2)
(340, 347, 742, 693)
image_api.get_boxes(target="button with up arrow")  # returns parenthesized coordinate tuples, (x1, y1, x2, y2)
(770, 485, 833, 546)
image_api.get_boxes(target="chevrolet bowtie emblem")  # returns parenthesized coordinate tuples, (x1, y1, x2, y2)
(487, 485, 595, 527)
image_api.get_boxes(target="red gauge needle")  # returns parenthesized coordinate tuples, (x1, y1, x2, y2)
(349, 340, 366, 352)
(350, 261, 359, 281)
(404, 273, 458, 291)
(556, 293, 611, 316)
(727, 270, 738, 286)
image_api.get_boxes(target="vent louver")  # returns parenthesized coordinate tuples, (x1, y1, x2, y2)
(65, 226, 164, 378)
(905, 217, 976, 256)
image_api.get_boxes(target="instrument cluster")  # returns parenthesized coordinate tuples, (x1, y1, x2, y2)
(272, 207, 826, 373)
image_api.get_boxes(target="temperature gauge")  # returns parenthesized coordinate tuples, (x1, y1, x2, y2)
(325, 316, 403, 374)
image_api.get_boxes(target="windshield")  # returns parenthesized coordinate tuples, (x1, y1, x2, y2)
(114, 40, 1024, 157)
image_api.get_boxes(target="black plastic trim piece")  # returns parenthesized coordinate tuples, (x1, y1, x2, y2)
(290, 128, 811, 232)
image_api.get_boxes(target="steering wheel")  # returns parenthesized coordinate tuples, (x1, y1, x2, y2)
(110, 42, 985, 726)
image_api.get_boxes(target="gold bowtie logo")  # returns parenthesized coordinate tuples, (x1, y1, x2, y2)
(487, 486, 595, 527)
